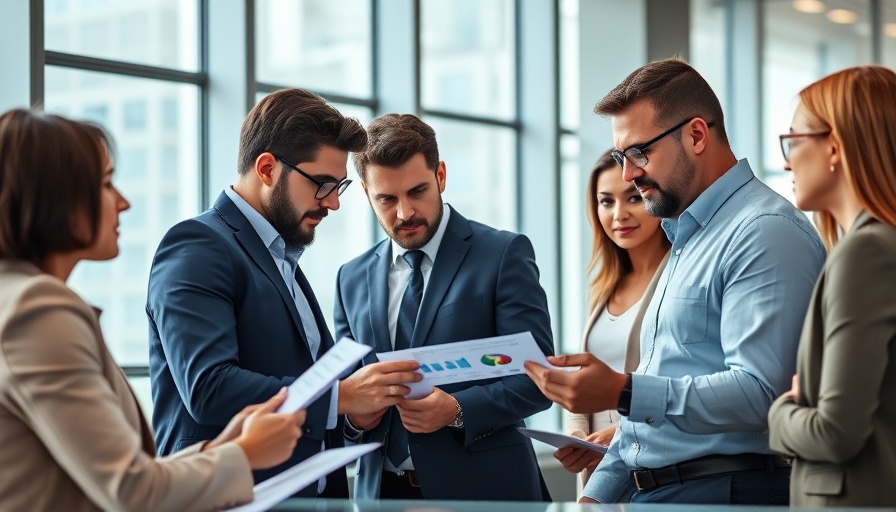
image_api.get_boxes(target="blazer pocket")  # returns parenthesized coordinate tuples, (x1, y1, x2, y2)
(438, 294, 484, 320)
(467, 428, 525, 453)
(668, 285, 708, 344)
(803, 465, 845, 496)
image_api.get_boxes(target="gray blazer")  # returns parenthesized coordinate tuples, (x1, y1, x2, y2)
(0, 261, 252, 511)
(768, 210, 896, 507)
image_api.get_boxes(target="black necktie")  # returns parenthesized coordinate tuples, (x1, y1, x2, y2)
(387, 250, 425, 467)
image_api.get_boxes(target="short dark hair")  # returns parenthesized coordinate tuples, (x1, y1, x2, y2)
(352, 113, 439, 181)
(237, 88, 367, 175)
(595, 58, 729, 146)
(0, 109, 108, 264)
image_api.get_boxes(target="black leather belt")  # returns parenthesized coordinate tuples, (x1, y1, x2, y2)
(632, 454, 791, 492)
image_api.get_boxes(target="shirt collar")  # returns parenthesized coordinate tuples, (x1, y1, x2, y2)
(223, 186, 304, 262)
(391, 204, 452, 267)
(661, 158, 754, 245)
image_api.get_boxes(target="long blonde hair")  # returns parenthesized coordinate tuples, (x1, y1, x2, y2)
(799, 66, 896, 248)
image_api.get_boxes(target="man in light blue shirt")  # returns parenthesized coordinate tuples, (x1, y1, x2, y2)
(526, 58, 825, 505)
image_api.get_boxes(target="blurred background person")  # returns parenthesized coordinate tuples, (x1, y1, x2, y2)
(0, 109, 305, 512)
(557, 150, 669, 489)
(768, 65, 896, 507)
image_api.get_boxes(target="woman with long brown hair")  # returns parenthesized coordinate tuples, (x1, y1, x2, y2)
(556, 150, 670, 487)
(768, 65, 896, 507)
(0, 109, 305, 511)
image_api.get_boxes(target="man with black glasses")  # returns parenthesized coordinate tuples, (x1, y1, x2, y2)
(148, 89, 421, 497)
(526, 58, 825, 505)
(335, 113, 554, 501)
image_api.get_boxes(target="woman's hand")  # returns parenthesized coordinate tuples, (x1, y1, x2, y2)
(226, 388, 306, 469)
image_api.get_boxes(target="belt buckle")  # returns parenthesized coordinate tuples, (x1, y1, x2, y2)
(406, 470, 420, 488)
(632, 470, 657, 491)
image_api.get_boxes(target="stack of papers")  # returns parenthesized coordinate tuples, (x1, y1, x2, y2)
(517, 427, 608, 453)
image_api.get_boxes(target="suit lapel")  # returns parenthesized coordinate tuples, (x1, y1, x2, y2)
(295, 265, 334, 359)
(412, 210, 472, 347)
(367, 241, 394, 354)
(212, 193, 309, 349)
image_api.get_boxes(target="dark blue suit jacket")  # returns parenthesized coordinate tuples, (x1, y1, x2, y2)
(334, 207, 554, 500)
(147, 192, 347, 496)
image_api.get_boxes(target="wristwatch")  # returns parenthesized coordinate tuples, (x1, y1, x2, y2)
(448, 397, 464, 428)
(616, 373, 633, 417)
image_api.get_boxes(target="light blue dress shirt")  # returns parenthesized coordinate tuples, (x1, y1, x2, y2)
(583, 160, 826, 502)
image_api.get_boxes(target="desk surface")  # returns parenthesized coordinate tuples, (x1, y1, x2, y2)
(271, 498, 896, 511)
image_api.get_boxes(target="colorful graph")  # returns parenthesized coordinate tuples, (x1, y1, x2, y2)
(480, 354, 512, 366)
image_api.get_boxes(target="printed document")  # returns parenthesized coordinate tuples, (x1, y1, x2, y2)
(517, 427, 609, 453)
(227, 443, 380, 511)
(376, 331, 558, 398)
(276, 337, 371, 414)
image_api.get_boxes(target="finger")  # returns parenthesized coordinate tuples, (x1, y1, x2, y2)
(547, 353, 594, 367)
(291, 409, 307, 426)
(381, 371, 424, 384)
(523, 363, 549, 385)
(372, 360, 421, 372)
(257, 387, 288, 413)
(386, 384, 411, 397)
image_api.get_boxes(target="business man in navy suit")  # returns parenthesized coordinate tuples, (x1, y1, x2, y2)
(147, 89, 421, 496)
(335, 114, 554, 501)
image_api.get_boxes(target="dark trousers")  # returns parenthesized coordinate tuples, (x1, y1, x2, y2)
(630, 465, 791, 505)
(379, 471, 425, 500)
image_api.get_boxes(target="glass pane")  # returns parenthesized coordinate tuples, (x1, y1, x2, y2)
(255, 0, 372, 97)
(883, 1, 896, 68)
(762, 0, 871, 181)
(424, 118, 516, 231)
(45, 67, 201, 366)
(45, 0, 199, 72)
(559, 134, 585, 355)
(690, 0, 728, 114)
(559, 0, 579, 130)
(420, 0, 516, 120)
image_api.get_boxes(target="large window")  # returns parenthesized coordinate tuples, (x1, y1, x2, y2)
(43, 0, 201, 369)
(762, 0, 874, 203)
(255, 0, 376, 332)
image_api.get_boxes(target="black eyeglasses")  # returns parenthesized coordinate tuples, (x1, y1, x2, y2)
(778, 131, 831, 161)
(611, 118, 716, 168)
(273, 154, 352, 199)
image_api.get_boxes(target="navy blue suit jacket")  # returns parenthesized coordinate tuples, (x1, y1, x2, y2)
(334, 207, 554, 500)
(147, 192, 347, 497)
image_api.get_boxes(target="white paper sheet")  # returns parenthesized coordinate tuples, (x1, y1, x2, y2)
(276, 337, 371, 414)
(227, 443, 381, 511)
(375, 331, 559, 399)
(517, 427, 609, 454)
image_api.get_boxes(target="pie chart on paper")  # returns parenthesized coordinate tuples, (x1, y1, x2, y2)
(480, 354, 512, 366)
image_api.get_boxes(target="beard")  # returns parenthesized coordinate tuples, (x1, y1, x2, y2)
(635, 148, 695, 218)
(383, 201, 443, 250)
(267, 171, 327, 247)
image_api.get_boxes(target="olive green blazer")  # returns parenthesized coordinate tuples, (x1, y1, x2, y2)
(768, 211, 896, 507)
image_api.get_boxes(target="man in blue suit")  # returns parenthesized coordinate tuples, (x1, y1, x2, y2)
(335, 113, 555, 500)
(147, 89, 421, 497)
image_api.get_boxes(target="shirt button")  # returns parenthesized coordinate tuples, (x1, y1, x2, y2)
(675, 248, 682, 255)
(631, 442, 639, 449)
